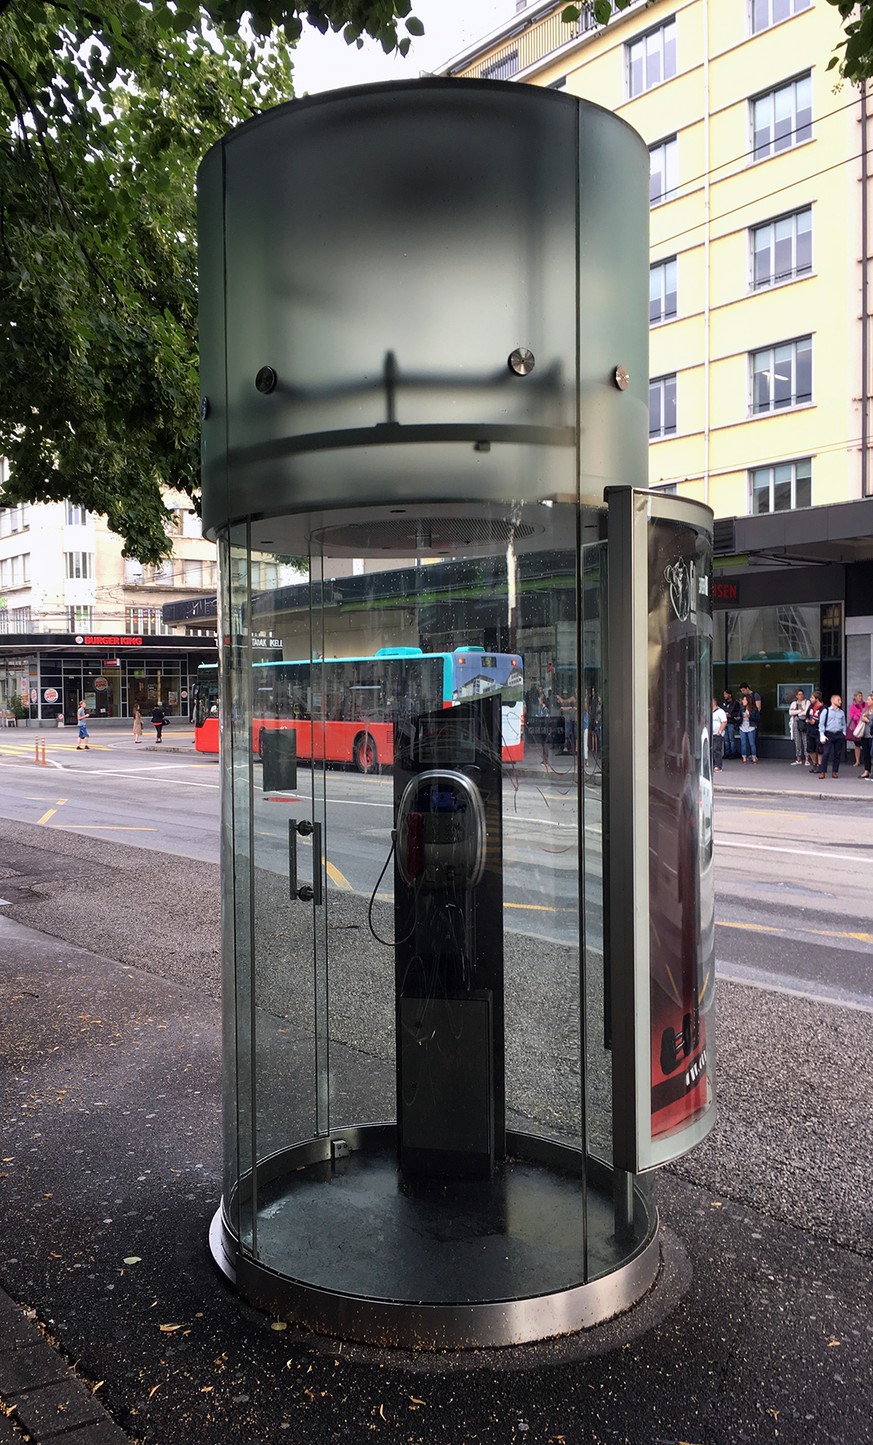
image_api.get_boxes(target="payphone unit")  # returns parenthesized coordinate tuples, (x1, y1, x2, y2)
(392, 696, 504, 1180)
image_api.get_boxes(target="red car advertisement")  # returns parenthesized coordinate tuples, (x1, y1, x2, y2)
(647, 515, 715, 1145)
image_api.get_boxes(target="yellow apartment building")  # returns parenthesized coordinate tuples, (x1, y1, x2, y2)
(440, 0, 873, 747)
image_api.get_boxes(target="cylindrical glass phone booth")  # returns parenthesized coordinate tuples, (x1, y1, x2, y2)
(199, 80, 715, 1348)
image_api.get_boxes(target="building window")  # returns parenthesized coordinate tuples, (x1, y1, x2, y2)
(821, 603, 842, 661)
(649, 375, 677, 438)
(751, 207, 812, 289)
(65, 501, 89, 525)
(750, 336, 812, 414)
(627, 18, 677, 98)
(750, 74, 812, 162)
(650, 257, 678, 323)
(749, 458, 812, 514)
(9, 607, 32, 632)
(67, 606, 93, 631)
(125, 606, 165, 635)
(0, 554, 30, 588)
(751, 0, 810, 36)
(481, 49, 518, 81)
(253, 562, 279, 591)
(649, 136, 678, 206)
(651, 481, 679, 495)
(65, 551, 94, 579)
(0, 504, 30, 536)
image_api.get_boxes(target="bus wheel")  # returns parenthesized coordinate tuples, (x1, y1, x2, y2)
(353, 733, 378, 774)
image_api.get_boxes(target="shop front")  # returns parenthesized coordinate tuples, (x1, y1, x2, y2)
(0, 632, 216, 723)
(712, 500, 873, 756)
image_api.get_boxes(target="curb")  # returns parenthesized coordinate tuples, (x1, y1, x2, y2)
(0, 1289, 129, 1444)
(715, 784, 873, 802)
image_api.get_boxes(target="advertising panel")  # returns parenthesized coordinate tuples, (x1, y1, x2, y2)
(646, 511, 715, 1152)
(607, 489, 716, 1173)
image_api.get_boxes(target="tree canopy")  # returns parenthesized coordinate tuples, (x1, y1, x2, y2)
(824, 1, 873, 82)
(0, 0, 420, 562)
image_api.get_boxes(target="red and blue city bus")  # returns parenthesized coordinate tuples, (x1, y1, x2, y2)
(192, 647, 525, 770)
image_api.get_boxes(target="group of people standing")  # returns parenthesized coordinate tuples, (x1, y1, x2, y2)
(710, 685, 873, 779)
(788, 689, 873, 780)
(710, 683, 762, 769)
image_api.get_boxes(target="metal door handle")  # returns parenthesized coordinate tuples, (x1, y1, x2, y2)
(289, 818, 323, 905)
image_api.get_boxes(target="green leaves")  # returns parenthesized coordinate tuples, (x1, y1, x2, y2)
(824, 0, 873, 83)
(562, 1, 632, 27)
(0, 0, 420, 561)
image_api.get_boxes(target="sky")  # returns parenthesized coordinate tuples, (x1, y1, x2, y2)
(291, 0, 511, 95)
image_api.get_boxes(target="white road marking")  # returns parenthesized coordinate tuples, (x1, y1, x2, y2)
(714, 837, 869, 866)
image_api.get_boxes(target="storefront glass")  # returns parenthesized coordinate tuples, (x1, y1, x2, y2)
(714, 601, 833, 737)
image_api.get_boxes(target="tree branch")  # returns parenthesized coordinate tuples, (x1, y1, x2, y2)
(0, 57, 119, 301)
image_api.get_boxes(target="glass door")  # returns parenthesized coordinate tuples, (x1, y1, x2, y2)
(222, 500, 655, 1311)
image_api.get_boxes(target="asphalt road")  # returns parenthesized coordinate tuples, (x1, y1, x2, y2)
(1, 726, 871, 1009)
(1, 728, 872, 1444)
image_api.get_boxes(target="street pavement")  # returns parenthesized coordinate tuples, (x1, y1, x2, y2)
(0, 739, 871, 1444)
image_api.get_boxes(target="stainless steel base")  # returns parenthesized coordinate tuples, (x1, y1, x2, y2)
(209, 1126, 659, 1349)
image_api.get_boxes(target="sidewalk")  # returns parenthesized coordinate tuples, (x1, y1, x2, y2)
(0, 817, 870, 1443)
(713, 753, 873, 802)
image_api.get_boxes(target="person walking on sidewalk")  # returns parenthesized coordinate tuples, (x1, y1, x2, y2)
(75, 700, 90, 750)
(805, 691, 824, 774)
(738, 691, 759, 763)
(711, 697, 727, 771)
(818, 694, 846, 779)
(789, 689, 810, 766)
(132, 704, 143, 744)
(848, 692, 866, 770)
(151, 702, 167, 743)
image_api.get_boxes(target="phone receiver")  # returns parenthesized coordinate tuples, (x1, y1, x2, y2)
(396, 770, 487, 890)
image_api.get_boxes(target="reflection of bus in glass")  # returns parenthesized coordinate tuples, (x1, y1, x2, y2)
(192, 647, 524, 770)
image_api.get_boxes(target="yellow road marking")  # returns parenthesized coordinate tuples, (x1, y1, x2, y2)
(36, 808, 57, 825)
(0, 742, 113, 753)
(718, 919, 873, 946)
(505, 901, 578, 914)
(325, 860, 352, 891)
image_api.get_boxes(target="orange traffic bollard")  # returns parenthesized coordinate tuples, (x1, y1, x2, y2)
(40, 737, 47, 766)
(35, 738, 39, 764)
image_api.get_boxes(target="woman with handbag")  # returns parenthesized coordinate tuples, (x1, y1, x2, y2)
(860, 693, 873, 780)
(848, 692, 866, 769)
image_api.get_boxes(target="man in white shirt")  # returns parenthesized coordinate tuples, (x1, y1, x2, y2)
(711, 697, 727, 772)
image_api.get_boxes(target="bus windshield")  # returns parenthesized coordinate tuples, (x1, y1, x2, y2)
(192, 669, 219, 729)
